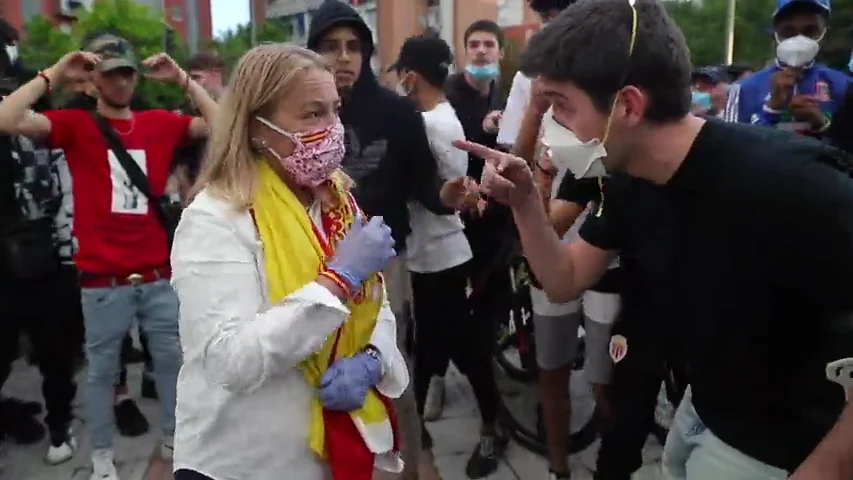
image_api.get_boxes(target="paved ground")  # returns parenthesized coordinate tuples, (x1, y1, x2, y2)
(1, 360, 663, 480)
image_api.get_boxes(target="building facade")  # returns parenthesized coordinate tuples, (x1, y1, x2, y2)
(0, 0, 212, 53)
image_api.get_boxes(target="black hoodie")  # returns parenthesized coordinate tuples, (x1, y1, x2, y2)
(308, 0, 452, 251)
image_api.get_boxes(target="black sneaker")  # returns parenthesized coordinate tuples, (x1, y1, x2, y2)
(114, 398, 149, 437)
(0, 406, 45, 444)
(464, 428, 509, 478)
(141, 373, 158, 400)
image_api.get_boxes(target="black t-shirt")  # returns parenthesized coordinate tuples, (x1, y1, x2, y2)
(579, 119, 853, 471)
(445, 74, 513, 260)
(554, 176, 622, 294)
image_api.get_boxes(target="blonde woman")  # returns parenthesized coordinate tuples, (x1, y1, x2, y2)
(170, 43, 408, 480)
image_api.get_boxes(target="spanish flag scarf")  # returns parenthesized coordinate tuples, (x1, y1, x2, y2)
(252, 161, 399, 479)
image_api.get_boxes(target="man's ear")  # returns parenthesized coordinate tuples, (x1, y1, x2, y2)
(499, 47, 506, 61)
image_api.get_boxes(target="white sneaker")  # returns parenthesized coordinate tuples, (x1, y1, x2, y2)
(90, 449, 119, 480)
(45, 427, 77, 465)
(423, 375, 446, 421)
(46, 439, 76, 465)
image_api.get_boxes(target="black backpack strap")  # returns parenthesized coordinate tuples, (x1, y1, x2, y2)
(90, 112, 156, 202)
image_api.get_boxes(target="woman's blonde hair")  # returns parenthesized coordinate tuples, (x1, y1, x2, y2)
(193, 43, 331, 208)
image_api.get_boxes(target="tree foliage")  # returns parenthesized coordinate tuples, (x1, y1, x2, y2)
(665, 0, 853, 71)
(209, 20, 293, 73)
(19, 0, 189, 109)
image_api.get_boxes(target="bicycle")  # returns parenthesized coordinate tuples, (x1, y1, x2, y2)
(495, 257, 685, 456)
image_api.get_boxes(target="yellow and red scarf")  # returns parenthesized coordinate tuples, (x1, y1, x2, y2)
(252, 161, 399, 479)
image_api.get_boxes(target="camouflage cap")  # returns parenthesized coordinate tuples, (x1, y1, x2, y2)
(84, 34, 137, 72)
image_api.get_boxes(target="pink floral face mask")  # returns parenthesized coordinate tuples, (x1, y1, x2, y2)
(255, 116, 346, 187)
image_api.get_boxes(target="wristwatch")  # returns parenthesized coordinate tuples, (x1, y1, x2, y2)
(364, 344, 382, 363)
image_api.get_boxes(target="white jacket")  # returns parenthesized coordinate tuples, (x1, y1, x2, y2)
(170, 190, 409, 480)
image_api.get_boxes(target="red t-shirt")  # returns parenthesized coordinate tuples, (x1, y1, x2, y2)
(44, 109, 193, 275)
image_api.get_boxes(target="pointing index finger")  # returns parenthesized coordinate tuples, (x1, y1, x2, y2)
(452, 139, 503, 160)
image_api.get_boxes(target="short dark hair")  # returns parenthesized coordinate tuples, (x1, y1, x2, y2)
(520, 0, 692, 123)
(528, 0, 577, 14)
(463, 20, 505, 49)
(394, 35, 453, 88)
(187, 52, 224, 71)
(725, 63, 754, 82)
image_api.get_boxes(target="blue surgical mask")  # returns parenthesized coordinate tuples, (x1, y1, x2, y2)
(465, 63, 499, 81)
(848, 51, 853, 72)
(691, 90, 712, 110)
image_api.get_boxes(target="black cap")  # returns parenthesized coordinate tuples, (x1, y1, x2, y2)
(387, 35, 453, 76)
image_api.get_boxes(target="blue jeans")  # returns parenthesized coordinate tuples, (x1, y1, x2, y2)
(662, 386, 789, 480)
(81, 279, 182, 450)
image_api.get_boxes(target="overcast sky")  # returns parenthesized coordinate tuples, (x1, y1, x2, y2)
(211, 0, 251, 38)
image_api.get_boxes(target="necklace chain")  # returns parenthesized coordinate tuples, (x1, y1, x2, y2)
(111, 116, 135, 136)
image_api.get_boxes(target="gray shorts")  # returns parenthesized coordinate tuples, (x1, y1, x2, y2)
(533, 290, 620, 385)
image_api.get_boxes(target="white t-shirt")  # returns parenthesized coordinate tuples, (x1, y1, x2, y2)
(406, 102, 473, 273)
(496, 72, 533, 146)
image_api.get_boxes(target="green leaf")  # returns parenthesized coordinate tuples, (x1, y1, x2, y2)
(210, 19, 292, 72)
(20, 0, 191, 109)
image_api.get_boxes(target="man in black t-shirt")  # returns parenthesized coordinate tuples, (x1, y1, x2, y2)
(454, 1, 853, 479)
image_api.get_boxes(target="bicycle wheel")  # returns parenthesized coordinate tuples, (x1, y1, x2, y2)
(497, 361, 600, 455)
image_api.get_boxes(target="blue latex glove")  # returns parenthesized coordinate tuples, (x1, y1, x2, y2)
(326, 215, 396, 291)
(318, 352, 383, 412)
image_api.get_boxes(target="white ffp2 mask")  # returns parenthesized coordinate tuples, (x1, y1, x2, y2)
(541, 108, 608, 194)
(776, 35, 820, 68)
(4, 44, 17, 65)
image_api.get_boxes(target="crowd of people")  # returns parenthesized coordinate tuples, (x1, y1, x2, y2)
(0, 0, 851, 479)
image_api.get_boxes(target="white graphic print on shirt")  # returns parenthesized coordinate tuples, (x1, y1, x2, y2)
(108, 149, 148, 215)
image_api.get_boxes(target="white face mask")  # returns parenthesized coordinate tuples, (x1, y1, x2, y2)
(541, 107, 608, 194)
(775, 35, 820, 68)
(4, 44, 17, 65)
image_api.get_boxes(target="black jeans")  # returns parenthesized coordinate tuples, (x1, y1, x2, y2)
(411, 262, 501, 429)
(0, 265, 79, 435)
(174, 470, 214, 480)
(595, 315, 687, 480)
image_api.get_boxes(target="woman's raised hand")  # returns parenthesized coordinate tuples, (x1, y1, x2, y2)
(326, 215, 396, 291)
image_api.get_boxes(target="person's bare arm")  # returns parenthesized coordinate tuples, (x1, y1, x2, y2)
(0, 51, 98, 139)
(0, 74, 53, 139)
(790, 393, 853, 479)
(183, 75, 216, 139)
(550, 199, 585, 237)
(141, 53, 216, 140)
(513, 102, 546, 164)
(512, 193, 613, 303)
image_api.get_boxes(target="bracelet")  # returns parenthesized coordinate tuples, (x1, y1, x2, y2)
(319, 268, 352, 298)
(37, 71, 52, 93)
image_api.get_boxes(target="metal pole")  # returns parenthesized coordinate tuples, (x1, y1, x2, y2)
(250, 0, 258, 46)
(723, 0, 737, 64)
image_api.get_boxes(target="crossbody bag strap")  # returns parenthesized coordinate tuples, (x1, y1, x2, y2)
(90, 112, 156, 202)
